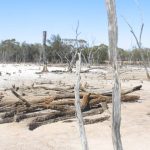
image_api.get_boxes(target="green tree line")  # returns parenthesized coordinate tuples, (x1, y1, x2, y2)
(0, 35, 150, 65)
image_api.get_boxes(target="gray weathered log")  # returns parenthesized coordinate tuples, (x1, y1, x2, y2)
(101, 85, 142, 96)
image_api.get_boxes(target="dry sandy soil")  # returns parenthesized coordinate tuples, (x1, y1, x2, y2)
(0, 63, 150, 150)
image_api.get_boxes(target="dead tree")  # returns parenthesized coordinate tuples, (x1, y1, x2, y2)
(67, 21, 81, 72)
(105, 0, 123, 150)
(42, 31, 49, 72)
(123, 20, 150, 79)
(122, 0, 150, 80)
(74, 21, 89, 150)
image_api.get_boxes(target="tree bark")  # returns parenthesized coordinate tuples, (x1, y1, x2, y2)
(105, 0, 123, 150)
(74, 51, 89, 150)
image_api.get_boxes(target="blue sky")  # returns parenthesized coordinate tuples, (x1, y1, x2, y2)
(0, 0, 149, 49)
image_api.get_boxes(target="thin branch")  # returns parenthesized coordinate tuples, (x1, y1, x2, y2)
(122, 16, 140, 48)
(139, 23, 144, 47)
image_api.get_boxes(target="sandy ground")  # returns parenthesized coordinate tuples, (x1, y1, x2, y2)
(0, 63, 150, 150)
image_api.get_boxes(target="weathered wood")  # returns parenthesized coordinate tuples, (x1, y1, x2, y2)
(121, 85, 142, 95)
(0, 101, 17, 107)
(53, 93, 83, 100)
(0, 84, 140, 132)
(105, 0, 123, 149)
(0, 117, 14, 124)
(29, 107, 104, 130)
(42, 31, 49, 72)
(33, 86, 67, 92)
(29, 115, 72, 130)
(11, 89, 31, 107)
(1, 110, 16, 119)
(33, 85, 75, 92)
(89, 94, 139, 106)
(0, 95, 4, 100)
(101, 85, 142, 96)
(0, 94, 139, 114)
(15, 111, 53, 122)
(121, 95, 140, 102)
(81, 93, 91, 111)
(0, 105, 16, 112)
(63, 115, 110, 124)
(80, 67, 105, 73)
(48, 99, 74, 106)
(29, 93, 83, 104)
(74, 49, 89, 150)
(84, 116, 110, 125)
(27, 84, 141, 104)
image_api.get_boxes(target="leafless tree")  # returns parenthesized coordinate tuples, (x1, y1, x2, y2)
(105, 0, 123, 150)
(74, 21, 89, 150)
(67, 21, 81, 72)
(122, 16, 150, 79)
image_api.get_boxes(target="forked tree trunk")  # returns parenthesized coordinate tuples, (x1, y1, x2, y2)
(105, 0, 123, 150)
(122, 16, 150, 80)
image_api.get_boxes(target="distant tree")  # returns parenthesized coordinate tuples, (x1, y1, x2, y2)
(47, 34, 64, 63)
(122, 1, 150, 79)
(0, 39, 20, 62)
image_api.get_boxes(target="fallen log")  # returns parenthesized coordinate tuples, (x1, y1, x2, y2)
(11, 89, 31, 107)
(84, 116, 110, 125)
(63, 115, 110, 124)
(101, 85, 142, 96)
(80, 67, 106, 73)
(89, 94, 140, 106)
(120, 95, 140, 102)
(29, 93, 83, 104)
(0, 84, 141, 130)
(47, 99, 74, 106)
(0, 95, 4, 100)
(0, 105, 16, 113)
(0, 117, 14, 124)
(0, 101, 17, 107)
(28, 107, 104, 130)
(33, 86, 67, 92)
(15, 111, 54, 122)
(29, 115, 73, 130)
(1, 110, 16, 119)
(0, 92, 139, 116)
(121, 85, 142, 95)
(36, 87, 140, 104)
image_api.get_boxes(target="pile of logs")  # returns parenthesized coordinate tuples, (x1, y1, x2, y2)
(0, 85, 142, 130)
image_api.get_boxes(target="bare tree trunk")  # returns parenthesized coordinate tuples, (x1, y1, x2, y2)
(74, 21, 89, 150)
(75, 52, 89, 150)
(105, 0, 123, 150)
(42, 31, 49, 72)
